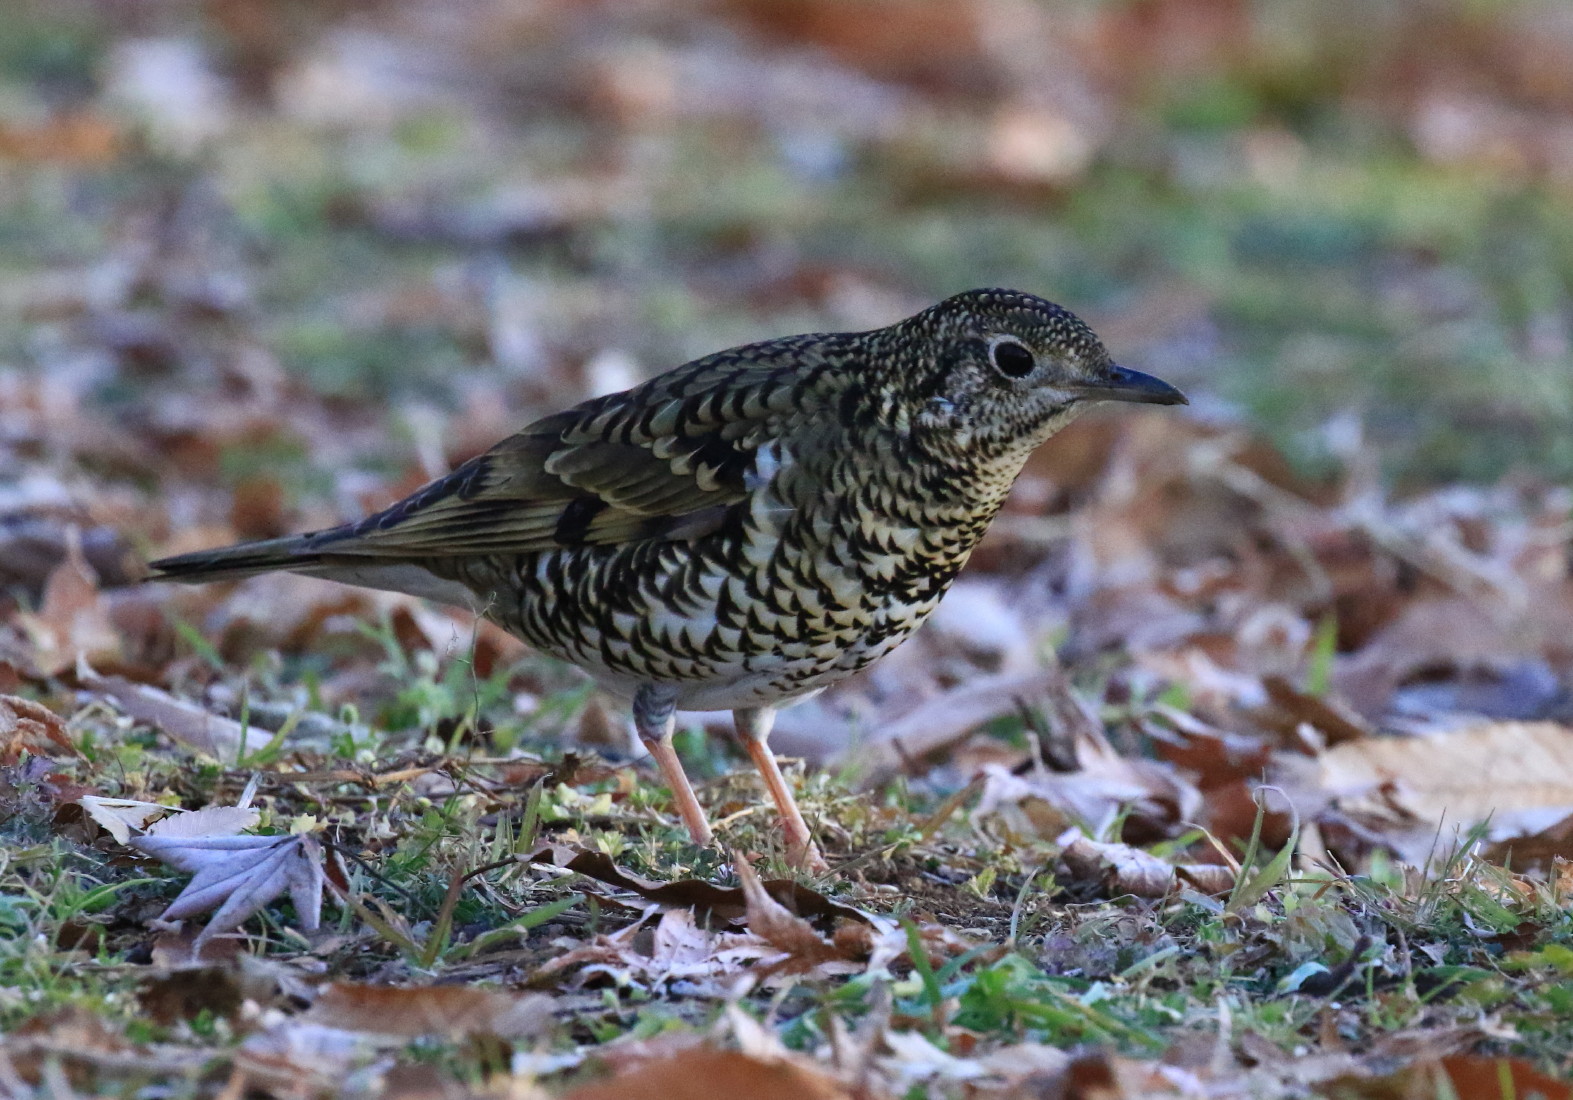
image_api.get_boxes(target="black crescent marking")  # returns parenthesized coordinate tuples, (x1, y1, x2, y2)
(554, 495, 609, 545)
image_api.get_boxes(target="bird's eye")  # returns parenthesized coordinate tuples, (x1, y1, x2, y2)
(990, 339, 1036, 379)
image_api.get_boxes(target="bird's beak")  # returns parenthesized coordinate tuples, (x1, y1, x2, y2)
(1072, 364, 1188, 406)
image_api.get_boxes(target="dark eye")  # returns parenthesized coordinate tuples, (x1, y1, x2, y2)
(990, 339, 1035, 378)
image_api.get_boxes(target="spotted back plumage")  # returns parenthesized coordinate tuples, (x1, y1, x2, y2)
(152, 289, 1184, 711)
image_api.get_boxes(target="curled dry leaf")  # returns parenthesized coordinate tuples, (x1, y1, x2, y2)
(734, 856, 862, 976)
(0, 694, 77, 763)
(1060, 834, 1235, 899)
(528, 843, 868, 929)
(77, 795, 176, 844)
(305, 982, 552, 1041)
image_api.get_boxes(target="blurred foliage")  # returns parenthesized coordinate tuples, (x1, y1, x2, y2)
(0, 0, 1570, 484)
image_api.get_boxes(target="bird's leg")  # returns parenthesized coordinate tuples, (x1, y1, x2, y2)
(633, 684, 714, 847)
(735, 706, 827, 872)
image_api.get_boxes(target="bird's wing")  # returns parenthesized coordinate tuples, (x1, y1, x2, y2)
(305, 349, 827, 559)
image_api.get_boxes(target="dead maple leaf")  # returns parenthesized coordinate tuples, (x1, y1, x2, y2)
(136, 831, 325, 944)
(121, 792, 324, 944)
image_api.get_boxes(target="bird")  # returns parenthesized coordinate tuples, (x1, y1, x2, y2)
(149, 288, 1186, 870)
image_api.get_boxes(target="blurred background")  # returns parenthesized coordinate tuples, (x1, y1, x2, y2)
(5, 0, 1573, 762)
(4, 0, 1572, 495)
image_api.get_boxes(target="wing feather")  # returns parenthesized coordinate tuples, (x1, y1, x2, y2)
(298, 350, 832, 560)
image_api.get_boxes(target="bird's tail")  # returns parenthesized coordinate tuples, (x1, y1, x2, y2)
(147, 534, 326, 585)
(147, 533, 480, 608)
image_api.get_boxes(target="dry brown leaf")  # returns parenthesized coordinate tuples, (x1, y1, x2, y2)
(79, 661, 275, 761)
(1317, 721, 1573, 863)
(1257, 676, 1372, 747)
(1060, 835, 1234, 899)
(561, 1045, 854, 1100)
(735, 857, 848, 974)
(137, 965, 246, 1027)
(15, 530, 121, 676)
(528, 844, 868, 929)
(305, 982, 552, 1041)
(77, 795, 176, 844)
(1335, 594, 1573, 717)
(1337, 1053, 1573, 1100)
(540, 908, 773, 992)
(0, 694, 76, 763)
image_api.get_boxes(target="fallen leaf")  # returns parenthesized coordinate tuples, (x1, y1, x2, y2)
(1059, 834, 1234, 899)
(15, 530, 121, 676)
(137, 965, 245, 1026)
(130, 803, 324, 944)
(735, 857, 850, 974)
(229, 1019, 381, 1098)
(1315, 721, 1573, 864)
(78, 660, 276, 761)
(144, 803, 262, 838)
(541, 908, 774, 993)
(78, 795, 177, 844)
(561, 1045, 854, 1100)
(0, 695, 77, 763)
(1257, 676, 1372, 748)
(527, 844, 869, 929)
(305, 982, 552, 1041)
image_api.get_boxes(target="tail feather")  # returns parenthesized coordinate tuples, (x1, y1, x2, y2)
(148, 535, 480, 609)
(148, 535, 324, 584)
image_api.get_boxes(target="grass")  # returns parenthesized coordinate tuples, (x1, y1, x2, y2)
(7, 620, 1573, 1091)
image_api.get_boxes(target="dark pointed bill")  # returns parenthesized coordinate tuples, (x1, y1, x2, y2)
(1073, 365, 1188, 406)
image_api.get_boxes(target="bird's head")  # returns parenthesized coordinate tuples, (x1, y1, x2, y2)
(890, 288, 1186, 462)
